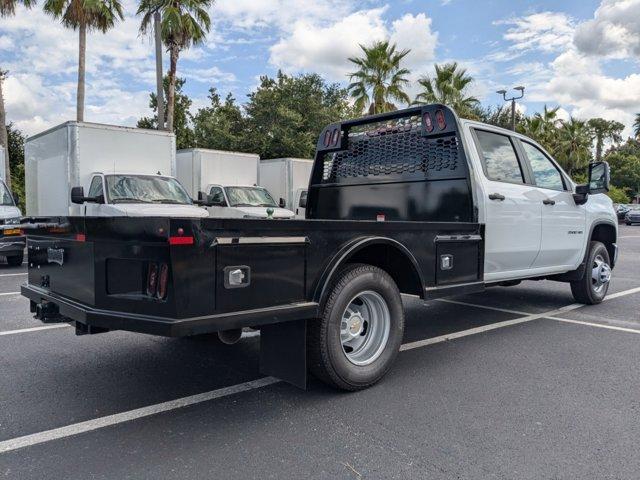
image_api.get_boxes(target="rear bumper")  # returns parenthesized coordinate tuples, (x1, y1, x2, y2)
(0, 235, 25, 256)
(21, 284, 319, 337)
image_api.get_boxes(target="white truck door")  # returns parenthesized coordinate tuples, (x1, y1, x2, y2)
(518, 140, 586, 269)
(85, 175, 105, 216)
(472, 129, 542, 280)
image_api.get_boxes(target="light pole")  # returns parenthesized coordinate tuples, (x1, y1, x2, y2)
(496, 86, 525, 131)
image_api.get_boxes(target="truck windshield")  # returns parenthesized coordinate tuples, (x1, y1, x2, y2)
(105, 175, 192, 205)
(0, 181, 14, 206)
(225, 187, 277, 208)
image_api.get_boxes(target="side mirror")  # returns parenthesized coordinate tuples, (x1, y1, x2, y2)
(71, 186, 86, 204)
(71, 186, 103, 204)
(278, 198, 286, 208)
(195, 191, 214, 207)
(588, 161, 610, 194)
(573, 184, 589, 205)
(299, 196, 307, 209)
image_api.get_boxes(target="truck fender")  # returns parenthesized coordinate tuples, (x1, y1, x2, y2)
(313, 236, 426, 306)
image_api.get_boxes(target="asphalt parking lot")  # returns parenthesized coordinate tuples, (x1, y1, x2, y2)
(1, 225, 640, 479)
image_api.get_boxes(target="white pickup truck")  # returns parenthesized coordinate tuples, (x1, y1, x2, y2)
(23, 106, 618, 390)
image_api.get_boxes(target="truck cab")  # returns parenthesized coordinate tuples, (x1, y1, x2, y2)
(201, 184, 295, 219)
(73, 172, 209, 218)
(460, 120, 617, 283)
(0, 178, 25, 266)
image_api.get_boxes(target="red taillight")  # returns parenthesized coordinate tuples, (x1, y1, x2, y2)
(157, 263, 169, 299)
(435, 109, 446, 130)
(331, 128, 340, 146)
(168, 236, 194, 245)
(423, 112, 434, 133)
(323, 130, 332, 147)
(147, 263, 158, 296)
(75, 233, 86, 242)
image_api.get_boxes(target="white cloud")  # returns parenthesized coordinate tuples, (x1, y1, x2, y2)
(269, 9, 438, 81)
(574, 0, 640, 58)
(183, 66, 237, 84)
(495, 12, 575, 56)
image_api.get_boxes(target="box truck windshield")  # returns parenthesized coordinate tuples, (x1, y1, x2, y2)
(225, 187, 277, 208)
(106, 175, 192, 205)
(0, 181, 14, 206)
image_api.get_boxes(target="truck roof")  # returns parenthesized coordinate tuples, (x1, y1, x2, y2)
(177, 148, 260, 159)
(26, 121, 175, 142)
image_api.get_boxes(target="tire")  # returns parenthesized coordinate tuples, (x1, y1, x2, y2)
(6, 253, 23, 267)
(570, 241, 611, 305)
(308, 263, 404, 391)
(626, 222, 632, 226)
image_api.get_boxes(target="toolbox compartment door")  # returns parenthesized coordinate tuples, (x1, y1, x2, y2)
(214, 239, 307, 313)
(435, 236, 482, 285)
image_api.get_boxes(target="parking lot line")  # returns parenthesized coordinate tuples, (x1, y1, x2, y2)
(0, 325, 70, 336)
(0, 272, 27, 277)
(0, 377, 280, 454)
(0, 291, 20, 296)
(546, 317, 640, 335)
(435, 298, 532, 316)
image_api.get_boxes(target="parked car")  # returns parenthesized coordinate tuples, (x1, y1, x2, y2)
(0, 178, 24, 266)
(625, 205, 640, 225)
(21, 105, 617, 391)
(616, 204, 631, 221)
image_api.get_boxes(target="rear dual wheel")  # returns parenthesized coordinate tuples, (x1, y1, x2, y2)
(307, 264, 404, 391)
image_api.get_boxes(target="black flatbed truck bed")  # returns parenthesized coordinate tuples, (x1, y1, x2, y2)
(22, 106, 486, 390)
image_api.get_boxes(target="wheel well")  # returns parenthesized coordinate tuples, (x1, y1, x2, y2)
(345, 243, 423, 297)
(591, 223, 617, 265)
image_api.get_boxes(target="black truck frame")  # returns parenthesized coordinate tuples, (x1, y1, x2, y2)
(22, 105, 486, 390)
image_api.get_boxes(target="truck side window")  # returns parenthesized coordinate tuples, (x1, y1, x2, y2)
(88, 176, 103, 197)
(209, 187, 224, 203)
(521, 142, 565, 191)
(475, 130, 524, 184)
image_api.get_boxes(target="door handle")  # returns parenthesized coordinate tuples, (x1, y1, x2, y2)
(543, 199, 556, 205)
(488, 193, 505, 201)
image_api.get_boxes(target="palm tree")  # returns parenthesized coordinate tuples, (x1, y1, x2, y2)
(634, 113, 640, 140)
(347, 41, 411, 115)
(138, 0, 212, 132)
(556, 117, 594, 177)
(587, 118, 624, 162)
(414, 62, 479, 119)
(1, 0, 35, 190)
(44, 0, 124, 122)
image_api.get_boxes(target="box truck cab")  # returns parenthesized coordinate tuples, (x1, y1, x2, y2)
(176, 148, 295, 219)
(202, 183, 295, 219)
(0, 178, 25, 266)
(71, 172, 208, 218)
(25, 122, 206, 218)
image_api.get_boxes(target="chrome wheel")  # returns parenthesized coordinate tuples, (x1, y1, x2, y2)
(591, 254, 611, 294)
(340, 291, 391, 366)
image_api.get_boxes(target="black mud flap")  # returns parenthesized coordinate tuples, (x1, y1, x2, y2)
(259, 319, 307, 389)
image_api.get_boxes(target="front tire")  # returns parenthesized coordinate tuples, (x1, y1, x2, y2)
(308, 264, 404, 391)
(6, 253, 23, 267)
(570, 241, 611, 305)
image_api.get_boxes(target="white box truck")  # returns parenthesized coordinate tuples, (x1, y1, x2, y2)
(176, 148, 295, 219)
(259, 158, 313, 218)
(25, 122, 207, 218)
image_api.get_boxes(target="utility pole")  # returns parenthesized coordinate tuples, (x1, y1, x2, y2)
(496, 86, 525, 131)
(154, 11, 165, 130)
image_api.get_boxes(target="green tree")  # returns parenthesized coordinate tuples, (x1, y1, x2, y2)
(347, 41, 411, 115)
(244, 71, 355, 159)
(555, 117, 594, 178)
(605, 139, 640, 196)
(414, 62, 480, 119)
(634, 113, 640, 139)
(192, 88, 245, 151)
(1, 0, 36, 189)
(44, 0, 123, 122)
(607, 185, 630, 204)
(587, 118, 624, 162)
(5, 123, 25, 209)
(138, 0, 212, 132)
(478, 104, 525, 130)
(138, 76, 194, 149)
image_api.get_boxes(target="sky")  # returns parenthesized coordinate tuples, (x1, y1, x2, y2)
(1, 0, 639, 138)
